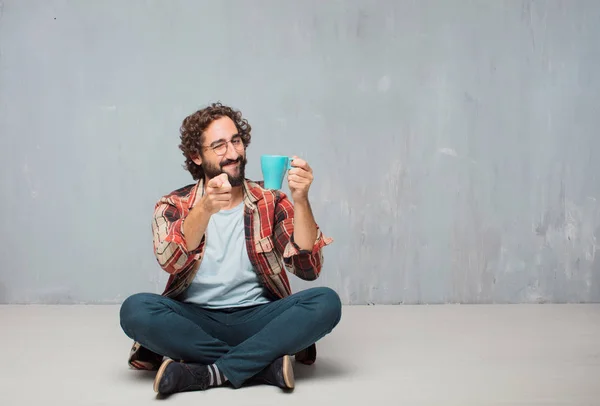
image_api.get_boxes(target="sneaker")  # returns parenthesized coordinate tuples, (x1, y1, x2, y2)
(128, 342, 163, 371)
(295, 343, 316, 365)
(253, 355, 295, 389)
(153, 359, 212, 395)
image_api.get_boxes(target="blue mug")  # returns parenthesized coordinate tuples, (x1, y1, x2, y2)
(261, 155, 293, 189)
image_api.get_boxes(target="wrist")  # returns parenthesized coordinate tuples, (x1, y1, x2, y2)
(198, 196, 216, 215)
(292, 194, 310, 206)
(192, 199, 213, 219)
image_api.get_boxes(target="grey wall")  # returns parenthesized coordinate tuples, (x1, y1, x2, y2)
(1, 0, 599, 304)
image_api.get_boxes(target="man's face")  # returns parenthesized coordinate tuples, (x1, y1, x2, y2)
(193, 116, 247, 186)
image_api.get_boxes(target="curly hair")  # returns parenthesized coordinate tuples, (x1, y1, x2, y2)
(179, 102, 252, 181)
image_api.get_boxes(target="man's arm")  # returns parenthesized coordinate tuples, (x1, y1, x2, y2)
(153, 174, 232, 273)
(152, 198, 204, 275)
(272, 192, 333, 280)
(182, 173, 232, 250)
(287, 156, 321, 252)
(181, 204, 212, 251)
(270, 156, 333, 280)
(288, 198, 317, 251)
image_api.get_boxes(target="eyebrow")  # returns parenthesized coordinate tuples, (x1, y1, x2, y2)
(210, 134, 240, 147)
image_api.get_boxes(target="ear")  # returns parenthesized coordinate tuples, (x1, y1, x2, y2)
(192, 155, 202, 166)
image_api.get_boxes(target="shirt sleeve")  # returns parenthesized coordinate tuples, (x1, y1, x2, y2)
(152, 196, 204, 275)
(272, 192, 333, 280)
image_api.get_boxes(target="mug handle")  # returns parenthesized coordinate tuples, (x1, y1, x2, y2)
(287, 157, 294, 170)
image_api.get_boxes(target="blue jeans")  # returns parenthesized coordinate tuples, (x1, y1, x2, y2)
(119, 287, 342, 388)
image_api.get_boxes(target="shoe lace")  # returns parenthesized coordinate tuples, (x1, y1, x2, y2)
(184, 363, 210, 388)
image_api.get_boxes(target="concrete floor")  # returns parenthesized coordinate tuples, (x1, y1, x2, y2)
(1, 304, 599, 405)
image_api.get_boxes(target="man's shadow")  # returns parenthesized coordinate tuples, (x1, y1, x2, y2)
(126, 369, 156, 382)
(123, 357, 350, 399)
(126, 357, 348, 382)
(293, 358, 348, 382)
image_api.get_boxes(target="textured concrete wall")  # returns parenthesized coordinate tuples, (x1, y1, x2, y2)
(1, 0, 599, 304)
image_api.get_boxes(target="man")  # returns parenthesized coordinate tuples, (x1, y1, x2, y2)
(119, 102, 341, 396)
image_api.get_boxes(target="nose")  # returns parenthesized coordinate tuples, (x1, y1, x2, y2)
(223, 141, 240, 161)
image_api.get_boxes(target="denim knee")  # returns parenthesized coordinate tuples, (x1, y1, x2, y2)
(119, 293, 157, 338)
(313, 287, 342, 329)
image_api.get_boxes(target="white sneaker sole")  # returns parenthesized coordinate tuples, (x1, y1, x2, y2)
(282, 355, 295, 389)
(153, 358, 174, 393)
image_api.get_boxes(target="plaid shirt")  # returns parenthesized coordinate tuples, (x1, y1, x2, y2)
(152, 178, 333, 301)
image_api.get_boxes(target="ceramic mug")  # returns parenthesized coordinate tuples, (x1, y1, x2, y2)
(261, 155, 293, 189)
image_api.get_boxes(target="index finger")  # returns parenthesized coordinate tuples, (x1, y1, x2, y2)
(290, 156, 311, 171)
(207, 179, 222, 188)
(208, 174, 227, 188)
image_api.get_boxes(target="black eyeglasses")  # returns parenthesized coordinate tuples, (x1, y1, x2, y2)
(203, 135, 245, 156)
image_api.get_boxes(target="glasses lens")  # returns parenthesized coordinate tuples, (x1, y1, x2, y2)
(214, 143, 227, 155)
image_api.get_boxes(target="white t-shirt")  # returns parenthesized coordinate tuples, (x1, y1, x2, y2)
(178, 201, 271, 309)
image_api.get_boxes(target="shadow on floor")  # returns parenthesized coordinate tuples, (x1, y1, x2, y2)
(121, 357, 350, 386)
(293, 358, 349, 381)
(124, 369, 156, 382)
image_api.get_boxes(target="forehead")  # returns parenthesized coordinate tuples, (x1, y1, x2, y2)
(203, 116, 238, 144)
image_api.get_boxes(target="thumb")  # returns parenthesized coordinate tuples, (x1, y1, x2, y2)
(219, 173, 230, 186)
(208, 176, 223, 188)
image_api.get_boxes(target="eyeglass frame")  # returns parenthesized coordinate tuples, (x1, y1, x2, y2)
(201, 134, 246, 157)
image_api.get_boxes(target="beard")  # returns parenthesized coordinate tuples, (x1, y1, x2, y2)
(203, 156, 247, 187)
